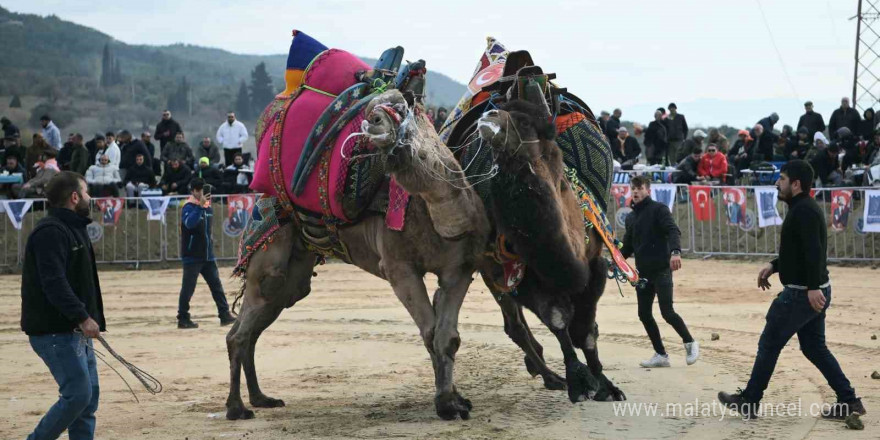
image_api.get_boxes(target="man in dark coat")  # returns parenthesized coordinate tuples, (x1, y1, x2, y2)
(154, 110, 183, 150)
(828, 97, 861, 141)
(719, 161, 865, 420)
(118, 130, 152, 175)
(160, 158, 192, 195)
(604, 108, 622, 142)
(797, 101, 826, 139)
(611, 127, 641, 169)
(644, 110, 668, 165)
(21, 171, 106, 439)
(142, 131, 161, 176)
(1, 116, 20, 139)
(674, 146, 702, 184)
(664, 103, 689, 165)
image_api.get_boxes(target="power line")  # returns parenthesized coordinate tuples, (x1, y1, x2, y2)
(755, 0, 800, 101)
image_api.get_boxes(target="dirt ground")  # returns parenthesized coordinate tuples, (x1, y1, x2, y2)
(1, 259, 878, 439)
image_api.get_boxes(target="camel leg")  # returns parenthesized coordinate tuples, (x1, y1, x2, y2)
(491, 288, 566, 390)
(431, 269, 474, 420)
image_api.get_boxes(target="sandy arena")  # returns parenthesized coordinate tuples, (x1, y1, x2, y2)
(1, 259, 877, 439)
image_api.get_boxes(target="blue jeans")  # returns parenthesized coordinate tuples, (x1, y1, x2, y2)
(742, 286, 856, 403)
(177, 260, 229, 321)
(27, 333, 99, 440)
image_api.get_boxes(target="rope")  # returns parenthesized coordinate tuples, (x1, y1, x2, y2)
(755, 0, 800, 100)
(93, 334, 163, 401)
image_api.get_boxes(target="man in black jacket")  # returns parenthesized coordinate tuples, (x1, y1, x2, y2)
(154, 110, 183, 150)
(20, 171, 105, 439)
(644, 110, 668, 165)
(797, 101, 826, 139)
(118, 130, 152, 180)
(123, 154, 156, 197)
(828, 97, 861, 141)
(719, 160, 865, 420)
(664, 103, 689, 165)
(604, 108, 622, 142)
(621, 175, 698, 368)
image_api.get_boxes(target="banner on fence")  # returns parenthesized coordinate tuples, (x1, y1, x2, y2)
(721, 187, 747, 226)
(610, 184, 632, 209)
(2, 199, 32, 230)
(830, 190, 853, 232)
(224, 194, 255, 237)
(142, 197, 170, 222)
(689, 186, 715, 221)
(651, 184, 676, 213)
(864, 190, 880, 233)
(96, 198, 124, 226)
(755, 187, 783, 228)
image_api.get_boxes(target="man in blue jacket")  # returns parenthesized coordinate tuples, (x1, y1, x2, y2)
(177, 178, 235, 329)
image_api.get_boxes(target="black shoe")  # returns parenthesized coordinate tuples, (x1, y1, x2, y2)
(821, 398, 867, 420)
(178, 319, 199, 329)
(220, 313, 236, 326)
(718, 390, 759, 419)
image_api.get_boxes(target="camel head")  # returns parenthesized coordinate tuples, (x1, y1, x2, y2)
(364, 89, 409, 152)
(477, 100, 557, 162)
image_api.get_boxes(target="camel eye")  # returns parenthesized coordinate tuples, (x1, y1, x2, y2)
(372, 116, 382, 124)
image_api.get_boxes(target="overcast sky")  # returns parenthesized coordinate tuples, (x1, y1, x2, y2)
(5, 0, 862, 127)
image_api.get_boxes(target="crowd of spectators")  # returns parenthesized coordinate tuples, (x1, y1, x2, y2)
(0, 110, 255, 200)
(598, 98, 880, 187)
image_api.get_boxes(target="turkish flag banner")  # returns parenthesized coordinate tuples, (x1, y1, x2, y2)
(689, 186, 716, 221)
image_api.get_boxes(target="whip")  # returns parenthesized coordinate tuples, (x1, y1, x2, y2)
(81, 332, 163, 403)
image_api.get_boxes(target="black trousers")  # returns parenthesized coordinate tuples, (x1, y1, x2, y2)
(177, 260, 229, 321)
(636, 268, 694, 355)
(224, 148, 242, 167)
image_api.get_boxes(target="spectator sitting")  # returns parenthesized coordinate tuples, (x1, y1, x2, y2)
(811, 142, 843, 187)
(749, 123, 775, 162)
(682, 130, 707, 165)
(611, 126, 641, 169)
(728, 129, 753, 176)
(223, 153, 252, 194)
(1, 155, 27, 199)
(835, 127, 860, 170)
(85, 133, 101, 160)
(123, 154, 156, 197)
(86, 154, 121, 197)
(772, 135, 789, 162)
(95, 131, 121, 168)
(69, 134, 91, 176)
(697, 144, 729, 182)
(193, 157, 224, 190)
(868, 132, 880, 166)
(118, 130, 152, 176)
(707, 128, 729, 153)
(194, 137, 222, 167)
(859, 108, 876, 140)
(674, 147, 703, 184)
(807, 131, 828, 163)
(2, 135, 25, 166)
(161, 132, 195, 169)
(160, 158, 192, 195)
(25, 133, 52, 180)
(789, 127, 811, 160)
(19, 149, 60, 198)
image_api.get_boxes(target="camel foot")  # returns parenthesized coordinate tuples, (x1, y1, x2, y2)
(226, 404, 255, 420)
(435, 391, 473, 420)
(250, 395, 285, 408)
(524, 355, 540, 377)
(524, 355, 565, 390)
(593, 374, 626, 402)
(565, 362, 599, 403)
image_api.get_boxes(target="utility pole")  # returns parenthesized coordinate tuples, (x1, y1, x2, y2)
(852, 0, 880, 112)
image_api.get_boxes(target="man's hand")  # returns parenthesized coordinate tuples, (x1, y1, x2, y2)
(79, 317, 100, 338)
(807, 289, 826, 312)
(670, 255, 682, 271)
(758, 263, 774, 290)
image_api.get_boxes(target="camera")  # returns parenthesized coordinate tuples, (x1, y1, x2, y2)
(203, 184, 213, 197)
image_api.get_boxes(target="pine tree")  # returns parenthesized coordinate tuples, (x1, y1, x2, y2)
(112, 58, 122, 85)
(235, 80, 251, 120)
(166, 76, 191, 112)
(9, 95, 21, 108)
(101, 43, 111, 87)
(249, 62, 274, 116)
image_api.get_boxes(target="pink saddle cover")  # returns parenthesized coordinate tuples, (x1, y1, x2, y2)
(251, 49, 370, 221)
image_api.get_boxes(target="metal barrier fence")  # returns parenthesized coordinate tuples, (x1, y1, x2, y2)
(0, 186, 878, 267)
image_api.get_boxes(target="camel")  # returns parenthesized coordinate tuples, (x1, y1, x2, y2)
(225, 90, 489, 421)
(368, 91, 625, 403)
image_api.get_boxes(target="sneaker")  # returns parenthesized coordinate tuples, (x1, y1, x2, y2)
(220, 313, 236, 326)
(684, 341, 700, 365)
(639, 353, 671, 368)
(821, 398, 867, 419)
(718, 390, 759, 419)
(177, 319, 199, 329)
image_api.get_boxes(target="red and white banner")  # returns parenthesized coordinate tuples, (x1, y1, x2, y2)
(610, 184, 632, 209)
(96, 198, 123, 226)
(689, 186, 716, 221)
(830, 190, 853, 232)
(224, 194, 256, 237)
(721, 187, 747, 226)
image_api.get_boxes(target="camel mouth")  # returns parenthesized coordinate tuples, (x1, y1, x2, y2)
(364, 103, 406, 149)
(477, 110, 504, 143)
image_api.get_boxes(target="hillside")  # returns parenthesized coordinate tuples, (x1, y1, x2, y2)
(0, 6, 466, 137)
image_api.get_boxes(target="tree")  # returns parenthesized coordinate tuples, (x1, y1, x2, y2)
(249, 62, 274, 117)
(101, 43, 111, 88)
(234, 80, 251, 121)
(9, 95, 21, 108)
(167, 76, 190, 113)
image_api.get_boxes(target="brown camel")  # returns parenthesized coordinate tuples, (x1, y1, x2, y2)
(225, 90, 489, 421)
(368, 92, 625, 402)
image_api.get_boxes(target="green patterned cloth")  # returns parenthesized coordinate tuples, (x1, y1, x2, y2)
(555, 118, 613, 211)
